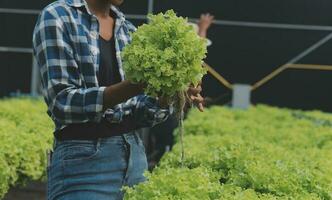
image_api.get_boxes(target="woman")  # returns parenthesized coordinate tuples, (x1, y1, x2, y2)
(33, 0, 204, 199)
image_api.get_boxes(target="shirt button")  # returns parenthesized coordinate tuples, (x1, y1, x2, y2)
(91, 32, 98, 39)
(91, 48, 98, 55)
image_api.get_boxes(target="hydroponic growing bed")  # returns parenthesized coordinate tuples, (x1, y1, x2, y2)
(125, 106, 332, 200)
(0, 98, 53, 199)
(0, 98, 331, 199)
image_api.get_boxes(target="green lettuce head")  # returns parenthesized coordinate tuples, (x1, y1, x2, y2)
(122, 10, 207, 99)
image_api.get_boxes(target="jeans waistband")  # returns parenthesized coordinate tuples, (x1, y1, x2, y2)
(53, 131, 140, 149)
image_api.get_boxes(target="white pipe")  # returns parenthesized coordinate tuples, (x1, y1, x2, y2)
(0, 8, 40, 15)
(30, 55, 40, 96)
(0, 46, 33, 53)
(147, 0, 154, 14)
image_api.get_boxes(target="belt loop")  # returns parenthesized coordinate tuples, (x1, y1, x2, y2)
(134, 131, 140, 145)
(121, 134, 126, 142)
(96, 138, 101, 150)
(121, 134, 130, 153)
(122, 133, 128, 144)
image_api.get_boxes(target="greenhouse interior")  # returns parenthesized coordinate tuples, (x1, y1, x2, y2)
(0, 0, 332, 199)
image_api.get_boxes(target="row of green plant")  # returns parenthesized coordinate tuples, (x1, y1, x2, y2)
(0, 98, 331, 199)
(125, 105, 332, 200)
(0, 98, 53, 199)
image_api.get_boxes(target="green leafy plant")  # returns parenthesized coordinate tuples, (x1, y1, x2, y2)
(124, 167, 222, 200)
(122, 10, 207, 102)
(0, 98, 53, 199)
(1, 98, 332, 199)
(125, 105, 332, 200)
(122, 9, 207, 165)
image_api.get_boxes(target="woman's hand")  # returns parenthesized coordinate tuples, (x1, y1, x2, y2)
(187, 83, 204, 112)
(197, 13, 215, 38)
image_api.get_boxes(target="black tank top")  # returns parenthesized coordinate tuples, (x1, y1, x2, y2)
(54, 33, 136, 141)
(98, 36, 122, 86)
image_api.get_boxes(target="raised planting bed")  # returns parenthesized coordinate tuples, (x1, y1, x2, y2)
(125, 105, 332, 200)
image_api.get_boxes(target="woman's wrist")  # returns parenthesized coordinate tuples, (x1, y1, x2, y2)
(103, 80, 145, 110)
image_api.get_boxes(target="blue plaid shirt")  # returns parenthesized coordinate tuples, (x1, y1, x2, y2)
(33, 0, 172, 131)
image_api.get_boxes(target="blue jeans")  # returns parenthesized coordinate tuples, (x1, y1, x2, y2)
(47, 132, 148, 200)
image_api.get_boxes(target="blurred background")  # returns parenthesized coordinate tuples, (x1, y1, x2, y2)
(1, 0, 332, 112)
(1, 0, 332, 199)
